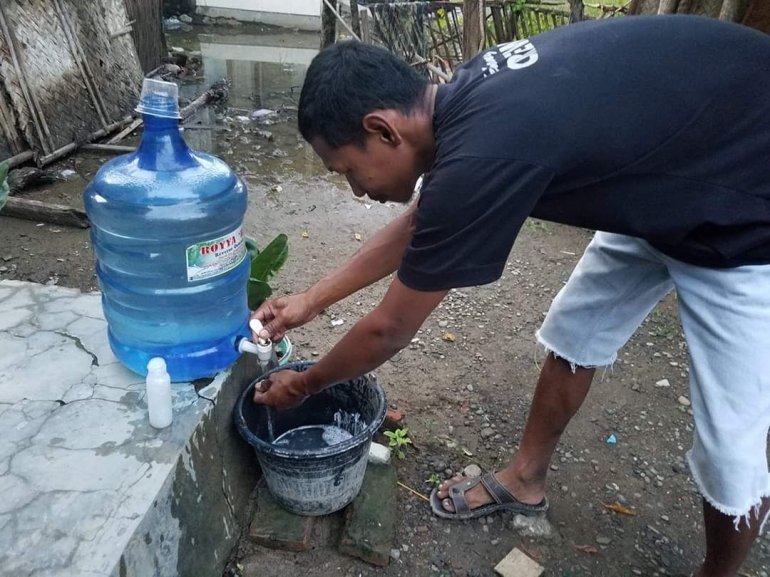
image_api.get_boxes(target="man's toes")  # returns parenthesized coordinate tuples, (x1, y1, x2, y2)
(437, 475, 465, 498)
(441, 497, 455, 512)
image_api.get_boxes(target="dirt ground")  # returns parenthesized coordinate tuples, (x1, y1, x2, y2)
(2, 24, 769, 577)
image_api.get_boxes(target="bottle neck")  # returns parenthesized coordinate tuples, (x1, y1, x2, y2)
(136, 114, 197, 171)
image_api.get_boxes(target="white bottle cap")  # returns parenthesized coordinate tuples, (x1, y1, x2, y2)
(147, 357, 167, 373)
(136, 78, 181, 119)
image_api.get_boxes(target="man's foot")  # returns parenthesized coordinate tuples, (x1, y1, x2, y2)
(435, 468, 545, 513)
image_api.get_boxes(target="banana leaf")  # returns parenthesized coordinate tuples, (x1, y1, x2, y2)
(248, 279, 272, 310)
(250, 233, 288, 282)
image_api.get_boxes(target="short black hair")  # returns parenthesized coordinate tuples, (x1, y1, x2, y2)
(299, 41, 429, 148)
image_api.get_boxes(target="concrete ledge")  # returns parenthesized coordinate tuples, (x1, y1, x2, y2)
(196, 6, 321, 31)
(0, 280, 260, 577)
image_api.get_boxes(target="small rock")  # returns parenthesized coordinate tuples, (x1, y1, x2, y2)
(550, 464, 559, 471)
(433, 461, 447, 473)
(467, 384, 474, 392)
(416, 525, 428, 533)
(486, 516, 494, 524)
(438, 320, 448, 328)
(491, 538, 500, 545)
(463, 464, 482, 478)
(631, 383, 640, 391)
(561, 485, 569, 493)
(272, 148, 287, 158)
(390, 548, 401, 561)
(179, 14, 193, 23)
(678, 395, 691, 407)
(0, 266, 7, 273)
(482, 524, 489, 533)
(1, 255, 13, 262)
(655, 379, 671, 388)
(513, 514, 555, 538)
(595, 536, 612, 545)
(481, 427, 495, 439)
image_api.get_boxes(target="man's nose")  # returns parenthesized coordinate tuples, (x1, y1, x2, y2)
(347, 176, 366, 197)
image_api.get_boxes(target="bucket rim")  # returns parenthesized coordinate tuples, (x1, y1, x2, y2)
(234, 361, 387, 459)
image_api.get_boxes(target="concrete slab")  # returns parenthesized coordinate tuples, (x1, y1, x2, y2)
(0, 280, 261, 577)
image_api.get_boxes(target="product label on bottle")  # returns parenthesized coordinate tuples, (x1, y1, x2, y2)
(185, 226, 246, 282)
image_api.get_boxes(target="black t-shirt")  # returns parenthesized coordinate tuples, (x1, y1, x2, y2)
(398, 15, 770, 291)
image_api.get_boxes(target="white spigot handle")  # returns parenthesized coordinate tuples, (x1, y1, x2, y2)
(238, 338, 260, 355)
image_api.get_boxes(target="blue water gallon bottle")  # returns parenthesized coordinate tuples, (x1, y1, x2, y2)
(84, 79, 250, 381)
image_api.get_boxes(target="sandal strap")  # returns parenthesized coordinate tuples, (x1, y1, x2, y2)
(480, 472, 517, 505)
(448, 477, 483, 516)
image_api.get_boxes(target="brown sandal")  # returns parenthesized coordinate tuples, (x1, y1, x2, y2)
(430, 472, 549, 520)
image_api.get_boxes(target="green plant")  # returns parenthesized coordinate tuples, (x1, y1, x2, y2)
(426, 473, 441, 487)
(384, 428, 412, 460)
(246, 233, 288, 310)
(0, 161, 8, 212)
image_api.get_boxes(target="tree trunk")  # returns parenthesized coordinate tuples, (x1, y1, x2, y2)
(743, 0, 770, 33)
(322, 0, 338, 49)
(569, 0, 585, 23)
(463, 0, 485, 60)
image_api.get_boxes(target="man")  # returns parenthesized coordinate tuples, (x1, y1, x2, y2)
(251, 15, 770, 576)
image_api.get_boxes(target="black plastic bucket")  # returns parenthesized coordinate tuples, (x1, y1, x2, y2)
(234, 361, 387, 516)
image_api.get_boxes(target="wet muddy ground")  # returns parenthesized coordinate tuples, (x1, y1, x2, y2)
(2, 23, 768, 577)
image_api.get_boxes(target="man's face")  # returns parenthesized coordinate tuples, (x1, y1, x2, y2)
(311, 132, 421, 204)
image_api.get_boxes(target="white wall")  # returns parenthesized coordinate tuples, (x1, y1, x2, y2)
(197, 0, 320, 17)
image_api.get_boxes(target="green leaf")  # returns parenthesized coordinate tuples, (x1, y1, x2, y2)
(383, 431, 396, 440)
(250, 234, 288, 283)
(247, 279, 272, 310)
(0, 161, 8, 212)
(245, 237, 260, 261)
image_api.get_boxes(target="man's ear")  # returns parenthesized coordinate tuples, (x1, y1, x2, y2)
(362, 111, 403, 147)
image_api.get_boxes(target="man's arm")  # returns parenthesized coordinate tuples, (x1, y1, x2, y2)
(253, 201, 419, 340)
(253, 277, 447, 408)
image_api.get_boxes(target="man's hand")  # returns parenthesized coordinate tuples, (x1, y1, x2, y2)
(251, 292, 317, 342)
(253, 369, 309, 410)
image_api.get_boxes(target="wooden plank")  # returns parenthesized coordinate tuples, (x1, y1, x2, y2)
(81, 144, 136, 153)
(491, 6, 506, 43)
(2, 197, 90, 228)
(107, 117, 143, 144)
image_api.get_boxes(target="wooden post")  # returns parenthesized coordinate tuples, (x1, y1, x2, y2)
(463, 0, 485, 60)
(351, 0, 362, 39)
(321, 0, 338, 49)
(360, 8, 371, 44)
(568, 0, 585, 22)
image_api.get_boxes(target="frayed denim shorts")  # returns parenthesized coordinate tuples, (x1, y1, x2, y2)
(538, 232, 770, 531)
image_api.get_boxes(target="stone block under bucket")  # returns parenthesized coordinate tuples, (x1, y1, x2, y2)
(234, 361, 387, 516)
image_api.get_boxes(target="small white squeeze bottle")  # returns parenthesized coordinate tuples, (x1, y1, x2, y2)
(146, 357, 173, 429)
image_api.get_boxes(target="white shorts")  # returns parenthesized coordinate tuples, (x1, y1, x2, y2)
(537, 232, 770, 530)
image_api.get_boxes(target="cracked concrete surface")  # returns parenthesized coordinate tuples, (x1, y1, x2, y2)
(0, 280, 261, 576)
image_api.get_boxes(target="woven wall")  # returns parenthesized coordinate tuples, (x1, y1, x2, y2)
(0, 0, 143, 162)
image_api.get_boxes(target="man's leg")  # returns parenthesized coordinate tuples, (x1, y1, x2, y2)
(438, 232, 674, 512)
(696, 498, 770, 577)
(438, 354, 594, 509)
(666, 255, 770, 577)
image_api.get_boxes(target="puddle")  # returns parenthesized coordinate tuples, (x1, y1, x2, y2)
(168, 25, 331, 180)
(34, 25, 346, 212)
